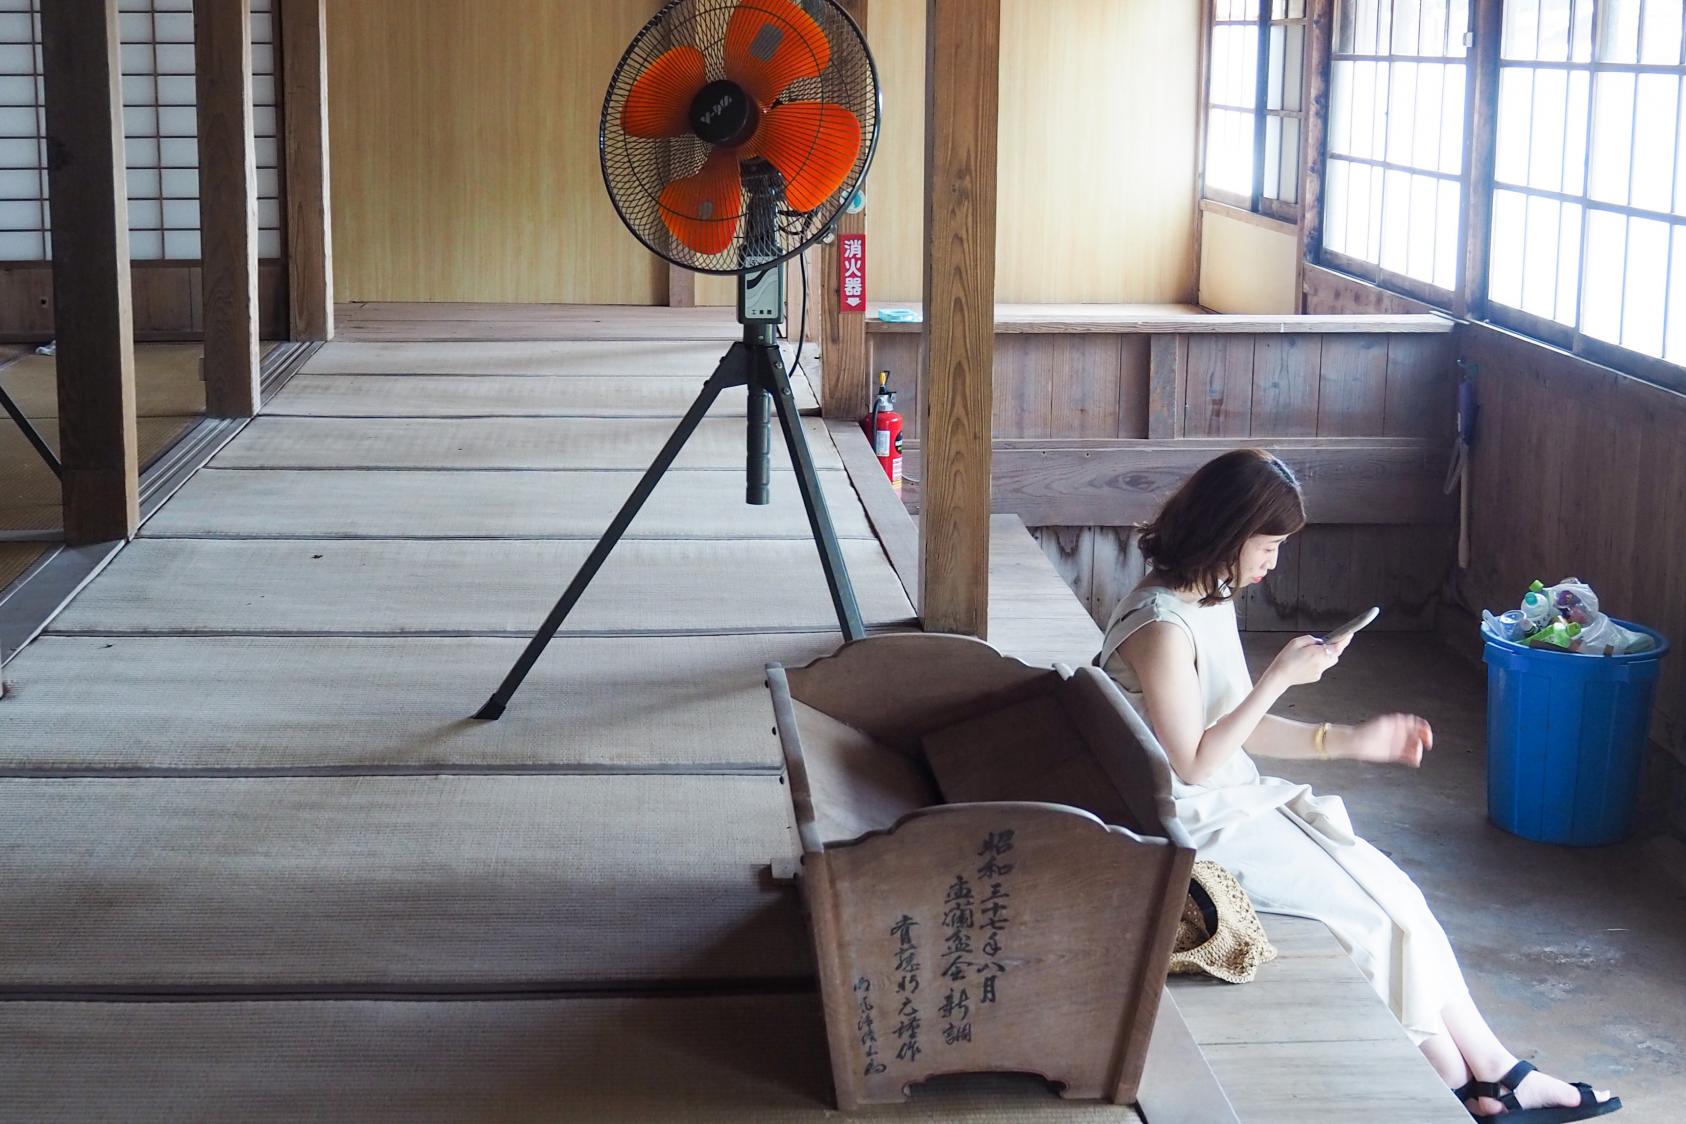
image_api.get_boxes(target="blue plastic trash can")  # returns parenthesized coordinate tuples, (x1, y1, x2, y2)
(1483, 620, 1670, 846)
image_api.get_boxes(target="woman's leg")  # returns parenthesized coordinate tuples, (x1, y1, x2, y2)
(1439, 995, 1615, 1115)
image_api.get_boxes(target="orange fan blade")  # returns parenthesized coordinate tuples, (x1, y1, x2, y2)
(754, 101, 860, 212)
(622, 45, 708, 138)
(724, 0, 830, 106)
(659, 150, 743, 255)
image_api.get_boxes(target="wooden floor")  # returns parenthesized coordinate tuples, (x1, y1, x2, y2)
(0, 310, 1463, 1122)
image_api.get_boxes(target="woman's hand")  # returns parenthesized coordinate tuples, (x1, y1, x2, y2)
(1340, 713, 1433, 767)
(1264, 634, 1349, 688)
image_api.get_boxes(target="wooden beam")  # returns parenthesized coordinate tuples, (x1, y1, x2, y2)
(195, 0, 261, 417)
(918, 0, 1000, 637)
(279, 0, 334, 341)
(901, 438, 1455, 528)
(1147, 335, 1188, 438)
(39, 0, 138, 545)
(819, 0, 870, 420)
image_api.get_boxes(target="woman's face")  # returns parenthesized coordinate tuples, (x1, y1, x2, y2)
(1235, 532, 1291, 586)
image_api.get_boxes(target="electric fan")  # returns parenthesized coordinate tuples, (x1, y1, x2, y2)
(475, 0, 881, 720)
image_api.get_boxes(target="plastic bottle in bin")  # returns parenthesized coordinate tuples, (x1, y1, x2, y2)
(1519, 587, 1555, 636)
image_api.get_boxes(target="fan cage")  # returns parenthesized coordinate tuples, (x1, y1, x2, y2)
(600, 0, 881, 276)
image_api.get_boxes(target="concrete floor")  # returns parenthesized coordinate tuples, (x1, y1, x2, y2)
(1241, 631, 1686, 1120)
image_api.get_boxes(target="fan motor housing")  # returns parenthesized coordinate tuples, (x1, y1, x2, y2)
(689, 79, 759, 147)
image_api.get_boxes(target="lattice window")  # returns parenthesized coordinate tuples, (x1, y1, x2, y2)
(0, 0, 279, 264)
(1323, 0, 1471, 296)
(1206, 0, 1309, 220)
(1489, 0, 1686, 366)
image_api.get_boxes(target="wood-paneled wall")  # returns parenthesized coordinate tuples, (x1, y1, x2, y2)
(868, 0, 1199, 304)
(1458, 322, 1686, 778)
(322, 0, 1198, 307)
(872, 317, 1460, 635)
(325, 0, 665, 305)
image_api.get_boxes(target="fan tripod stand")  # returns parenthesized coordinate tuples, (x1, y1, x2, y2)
(473, 315, 866, 721)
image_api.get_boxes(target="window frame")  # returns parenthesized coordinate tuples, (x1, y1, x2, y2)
(1302, 0, 1686, 395)
(1202, 0, 1308, 225)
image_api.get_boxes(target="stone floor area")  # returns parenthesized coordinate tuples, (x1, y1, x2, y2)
(1241, 631, 1686, 1120)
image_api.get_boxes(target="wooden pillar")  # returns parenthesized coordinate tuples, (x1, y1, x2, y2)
(820, 0, 871, 420)
(195, 0, 261, 417)
(1458, 0, 1502, 321)
(1295, 0, 1333, 313)
(666, 263, 696, 307)
(40, 0, 138, 545)
(917, 0, 999, 637)
(280, 0, 334, 340)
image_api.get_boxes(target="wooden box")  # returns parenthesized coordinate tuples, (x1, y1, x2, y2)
(766, 633, 1197, 1111)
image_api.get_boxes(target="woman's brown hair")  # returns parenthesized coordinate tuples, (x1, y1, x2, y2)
(1137, 449, 1306, 605)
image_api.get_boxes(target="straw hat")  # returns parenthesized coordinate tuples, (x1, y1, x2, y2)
(1167, 859, 1278, 984)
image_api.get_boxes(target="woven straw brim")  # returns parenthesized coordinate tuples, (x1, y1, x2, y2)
(1167, 859, 1279, 984)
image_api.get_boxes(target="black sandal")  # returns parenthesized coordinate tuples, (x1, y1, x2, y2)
(1462, 1060, 1622, 1123)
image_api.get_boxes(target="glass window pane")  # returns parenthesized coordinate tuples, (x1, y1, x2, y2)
(1449, 0, 1473, 57)
(1335, 0, 1358, 54)
(1388, 62, 1419, 166)
(1351, 60, 1380, 158)
(1269, 24, 1286, 110)
(1208, 108, 1256, 196)
(1330, 60, 1354, 154)
(1408, 173, 1439, 281)
(1381, 167, 1412, 273)
(1665, 226, 1686, 362)
(1421, 0, 1451, 56)
(1632, 74, 1679, 214)
(1370, 60, 1391, 160)
(1354, 0, 1378, 55)
(1564, 69, 1591, 195)
(1640, 0, 1684, 65)
(1490, 189, 1527, 307)
(1536, 0, 1574, 62)
(1556, 202, 1584, 324)
(1326, 158, 1351, 255)
(1572, 0, 1595, 60)
(1528, 67, 1568, 192)
(1436, 177, 1462, 290)
(1623, 215, 1669, 355)
(1284, 21, 1305, 111)
(1393, 0, 1422, 55)
(1441, 62, 1468, 174)
(1581, 208, 1627, 340)
(1597, 0, 1642, 63)
(1264, 115, 1283, 198)
(1280, 116, 1302, 202)
(1373, 0, 1394, 57)
(1588, 71, 1636, 204)
(1504, 0, 1542, 60)
(1495, 68, 1535, 185)
(1414, 63, 1446, 169)
(1522, 194, 1562, 317)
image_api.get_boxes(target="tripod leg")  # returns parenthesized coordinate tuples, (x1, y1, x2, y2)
(474, 351, 747, 719)
(766, 350, 867, 642)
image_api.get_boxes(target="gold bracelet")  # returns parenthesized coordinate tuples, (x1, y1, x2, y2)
(1314, 722, 1331, 760)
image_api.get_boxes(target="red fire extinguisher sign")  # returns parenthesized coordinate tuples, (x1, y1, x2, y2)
(839, 233, 866, 313)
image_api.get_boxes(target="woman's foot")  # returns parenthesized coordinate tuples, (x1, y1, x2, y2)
(1461, 1058, 1617, 1118)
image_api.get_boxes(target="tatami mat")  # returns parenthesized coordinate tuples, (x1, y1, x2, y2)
(142, 468, 873, 540)
(0, 416, 199, 533)
(303, 339, 809, 377)
(211, 415, 846, 471)
(0, 774, 807, 988)
(268, 373, 820, 417)
(0, 542, 49, 591)
(47, 538, 916, 635)
(0, 995, 1146, 1123)
(0, 633, 840, 773)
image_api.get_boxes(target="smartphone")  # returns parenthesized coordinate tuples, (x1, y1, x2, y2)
(1321, 606, 1380, 645)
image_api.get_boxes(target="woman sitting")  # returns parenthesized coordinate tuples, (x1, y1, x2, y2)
(1099, 448, 1619, 1124)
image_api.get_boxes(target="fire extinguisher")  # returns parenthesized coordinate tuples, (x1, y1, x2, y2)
(862, 369, 903, 492)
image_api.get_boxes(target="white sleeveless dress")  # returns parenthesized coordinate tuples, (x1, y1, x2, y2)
(1099, 584, 1469, 1044)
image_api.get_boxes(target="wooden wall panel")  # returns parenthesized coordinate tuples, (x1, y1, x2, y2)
(0, 263, 286, 343)
(325, 0, 664, 304)
(867, 0, 1199, 305)
(1198, 206, 1299, 315)
(1183, 335, 1255, 436)
(1250, 334, 1322, 436)
(1315, 334, 1388, 434)
(1459, 322, 1686, 764)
